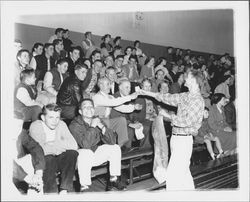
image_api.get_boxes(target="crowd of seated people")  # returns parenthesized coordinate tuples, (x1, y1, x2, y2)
(13, 27, 237, 194)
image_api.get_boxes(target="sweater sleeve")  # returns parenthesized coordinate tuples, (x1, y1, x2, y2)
(93, 93, 132, 107)
(21, 131, 45, 171)
(57, 121, 78, 150)
(13, 160, 27, 181)
(43, 72, 57, 96)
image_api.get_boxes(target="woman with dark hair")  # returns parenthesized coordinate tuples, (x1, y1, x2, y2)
(154, 57, 173, 83)
(134, 40, 147, 69)
(208, 93, 237, 155)
(195, 107, 224, 160)
(200, 70, 212, 108)
(113, 36, 122, 49)
(151, 69, 166, 92)
(214, 75, 231, 99)
(134, 40, 144, 57)
(139, 56, 155, 80)
(122, 46, 132, 65)
(100, 34, 113, 56)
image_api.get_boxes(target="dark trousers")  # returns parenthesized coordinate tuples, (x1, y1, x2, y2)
(43, 150, 78, 193)
(140, 119, 153, 149)
(123, 126, 135, 148)
(22, 105, 42, 122)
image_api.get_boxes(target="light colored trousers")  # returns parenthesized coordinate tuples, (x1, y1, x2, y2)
(165, 135, 195, 191)
(77, 144, 121, 186)
(15, 154, 34, 177)
(102, 117, 129, 146)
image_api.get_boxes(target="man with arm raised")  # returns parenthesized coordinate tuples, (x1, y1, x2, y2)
(140, 70, 205, 191)
(92, 77, 139, 152)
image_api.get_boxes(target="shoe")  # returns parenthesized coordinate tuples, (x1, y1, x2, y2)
(80, 185, 89, 193)
(216, 151, 224, 159)
(210, 154, 215, 160)
(59, 189, 68, 195)
(106, 178, 127, 191)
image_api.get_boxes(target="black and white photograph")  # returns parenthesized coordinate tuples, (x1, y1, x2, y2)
(1, 1, 249, 201)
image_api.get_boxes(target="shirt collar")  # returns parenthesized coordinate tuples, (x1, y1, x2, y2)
(100, 91, 109, 98)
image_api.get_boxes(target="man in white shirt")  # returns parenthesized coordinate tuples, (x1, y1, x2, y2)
(105, 66, 119, 95)
(36, 59, 69, 105)
(29, 104, 78, 193)
(14, 69, 43, 122)
(110, 79, 144, 151)
(82, 31, 96, 58)
(92, 77, 138, 150)
(48, 28, 64, 43)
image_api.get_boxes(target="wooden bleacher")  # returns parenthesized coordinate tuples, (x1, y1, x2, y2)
(90, 143, 210, 186)
(90, 148, 154, 185)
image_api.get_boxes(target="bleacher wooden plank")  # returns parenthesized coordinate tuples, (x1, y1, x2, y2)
(122, 148, 153, 160)
(90, 148, 154, 183)
(148, 154, 238, 191)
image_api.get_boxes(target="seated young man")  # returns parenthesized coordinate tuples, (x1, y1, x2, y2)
(14, 69, 43, 122)
(14, 49, 31, 87)
(92, 77, 138, 150)
(57, 63, 88, 120)
(39, 58, 69, 105)
(69, 99, 126, 192)
(81, 59, 103, 99)
(131, 78, 159, 149)
(65, 46, 81, 76)
(52, 39, 67, 63)
(13, 129, 45, 194)
(110, 79, 146, 151)
(48, 28, 64, 43)
(29, 104, 78, 194)
(105, 66, 119, 95)
(81, 31, 96, 58)
(29, 43, 55, 82)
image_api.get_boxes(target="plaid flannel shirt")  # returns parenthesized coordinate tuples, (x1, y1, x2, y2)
(161, 92, 205, 135)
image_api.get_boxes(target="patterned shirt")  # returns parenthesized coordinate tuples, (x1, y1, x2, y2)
(160, 92, 205, 135)
(145, 99, 157, 120)
(84, 70, 98, 96)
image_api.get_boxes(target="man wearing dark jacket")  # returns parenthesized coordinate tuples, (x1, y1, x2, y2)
(65, 46, 81, 76)
(69, 99, 125, 192)
(13, 129, 45, 193)
(57, 63, 88, 120)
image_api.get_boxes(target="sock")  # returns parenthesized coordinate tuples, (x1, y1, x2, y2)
(110, 176, 118, 182)
(81, 185, 89, 190)
(210, 153, 215, 159)
(219, 149, 224, 154)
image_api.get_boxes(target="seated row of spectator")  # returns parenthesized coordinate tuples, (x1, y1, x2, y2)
(13, 27, 236, 194)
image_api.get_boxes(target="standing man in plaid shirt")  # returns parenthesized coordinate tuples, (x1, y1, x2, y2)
(140, 70, 205, 190)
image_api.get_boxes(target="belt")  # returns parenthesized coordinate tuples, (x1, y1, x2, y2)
(172, 133, 192, 136)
